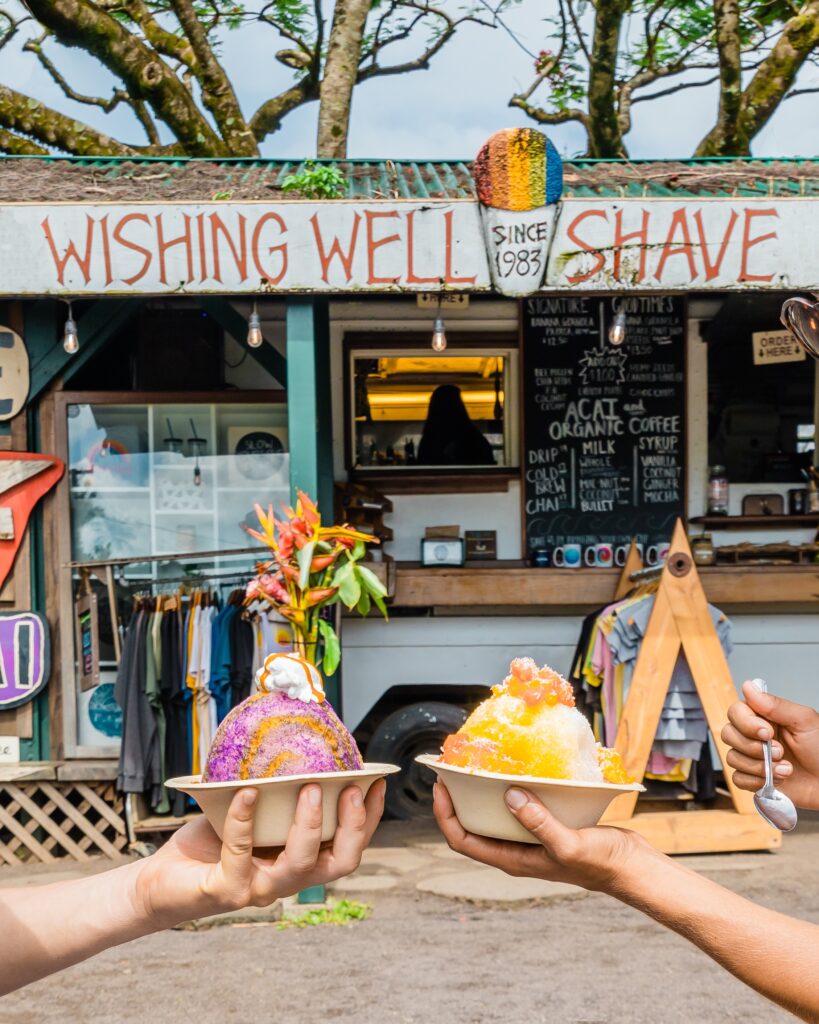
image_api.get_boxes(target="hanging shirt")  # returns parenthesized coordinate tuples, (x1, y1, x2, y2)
(210, 605, 237, 723)
(115, 612, 161, 801)
(605, 595, 732, 766)
(144, 617, 170, 815)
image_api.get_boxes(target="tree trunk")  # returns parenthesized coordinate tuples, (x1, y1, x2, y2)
(587, 0, 631, 158)
(317, 0, 372, 159)
(696, 0, 742, 156)
(696, 0, 819, 155)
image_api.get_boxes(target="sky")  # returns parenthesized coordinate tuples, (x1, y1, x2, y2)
(2, 2, 818, 161)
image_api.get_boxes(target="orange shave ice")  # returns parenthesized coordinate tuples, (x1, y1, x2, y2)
(441, 658, 630, 784)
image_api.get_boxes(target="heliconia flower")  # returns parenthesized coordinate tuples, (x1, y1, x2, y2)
(259, 573, 290, 603)
(305, 586, 338, 607)
(279, 563, 300, 581)
(278, 606, 306, 624)
(297, 490, 320, 527)
(310, 553, 337, 571)
(290, 516, 309, 536)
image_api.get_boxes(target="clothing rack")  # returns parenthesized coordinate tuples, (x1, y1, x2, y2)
(71, 548, 267, 665)
(601, 518, 781, 855)
(121, 570, 252, 591)
(65, 545, 268, 570)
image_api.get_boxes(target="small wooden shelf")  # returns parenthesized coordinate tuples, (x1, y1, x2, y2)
(690, 514, 819, 529)
(350, 468, 517, 495)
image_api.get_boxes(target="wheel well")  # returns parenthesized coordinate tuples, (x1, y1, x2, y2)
(353, 684, 490, 751)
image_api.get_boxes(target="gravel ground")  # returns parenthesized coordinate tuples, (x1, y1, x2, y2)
(3, 822, 818, 1024)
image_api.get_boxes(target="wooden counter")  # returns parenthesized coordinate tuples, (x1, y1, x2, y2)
(393, 563, 819, 609)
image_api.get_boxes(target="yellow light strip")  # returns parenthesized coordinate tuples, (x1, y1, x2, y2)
(368, 390, 505, 408)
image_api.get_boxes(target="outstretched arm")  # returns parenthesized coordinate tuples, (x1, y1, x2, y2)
(434, 783, 819, 1022)
(0, 780, 384, 995)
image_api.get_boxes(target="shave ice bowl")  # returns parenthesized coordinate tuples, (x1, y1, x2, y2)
(418, 754, 644, 844)
(166, 763, 400, 847)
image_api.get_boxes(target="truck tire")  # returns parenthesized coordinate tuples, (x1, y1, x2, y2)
(366, 701, 468, 820)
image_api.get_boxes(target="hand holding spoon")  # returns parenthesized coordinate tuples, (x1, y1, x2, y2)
(749, 678, 797, 833)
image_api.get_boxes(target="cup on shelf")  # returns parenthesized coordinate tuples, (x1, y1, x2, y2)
(584, 543, 614, 568)
(553, 543, 582, 568)
(614, 543, 642, 567)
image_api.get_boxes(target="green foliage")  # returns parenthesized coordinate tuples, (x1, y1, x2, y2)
(317, 618, 341, 676)
(276, 899, 372, 930)
(281, 161, 347, 199)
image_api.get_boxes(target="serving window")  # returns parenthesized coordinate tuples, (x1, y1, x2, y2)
(347, 341, 519, 474)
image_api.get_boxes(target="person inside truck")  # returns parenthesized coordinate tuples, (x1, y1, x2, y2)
(434, 681, 819, 1021)
(0, 780, 385, 996)
(417, 383, 495, 466)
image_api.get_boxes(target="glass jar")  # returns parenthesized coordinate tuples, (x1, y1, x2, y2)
(707, 465, 729, 516)
(691, 533, 716, 566)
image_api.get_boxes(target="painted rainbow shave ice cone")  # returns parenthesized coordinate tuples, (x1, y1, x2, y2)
(203, 652, 363, 782)
(474, 128, 564, 297)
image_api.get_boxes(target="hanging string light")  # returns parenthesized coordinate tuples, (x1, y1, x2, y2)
(63, 301, 79, 355)
(431, 296, 447, 352)
(608, 310, 627, 346)
(247, 302, 263, 348)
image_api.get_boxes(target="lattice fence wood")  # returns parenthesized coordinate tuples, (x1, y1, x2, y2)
(0, 782, 128, 865)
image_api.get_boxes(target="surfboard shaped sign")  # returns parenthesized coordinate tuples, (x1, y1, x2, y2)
(0, 327, 30, 422)
(0, 611, 50, 709)
(473, 128, 564, 297)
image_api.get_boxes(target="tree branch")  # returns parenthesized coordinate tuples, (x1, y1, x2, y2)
(0, 83, 137, 155)
(23, 0, 226, 155)
(170, 0, 257, 154)
(359, 5, 495, 81)
(121, 0, 197, 67)
(630, 72, 721, 103)
(509, 93, 590, 130)
(0, 126, 48, 154)
(785, 83, 819, 97)
(24, 31, 128, 113)
(249, 78, 317, 143)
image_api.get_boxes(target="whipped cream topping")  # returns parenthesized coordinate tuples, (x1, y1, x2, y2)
(255, 652, 326, 703)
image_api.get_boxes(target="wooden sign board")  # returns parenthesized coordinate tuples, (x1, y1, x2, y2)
(0, 611, 50, 710)
(75, 591, 101, 692)
(0, 327, 30, 422)
(752, 329, 806, 366)
(416, 294, 470, 309)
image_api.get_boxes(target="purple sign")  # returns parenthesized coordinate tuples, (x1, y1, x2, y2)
(0, 612, 50, 709)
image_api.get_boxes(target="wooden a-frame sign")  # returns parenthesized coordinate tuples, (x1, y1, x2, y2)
(602, 520, 781, 854)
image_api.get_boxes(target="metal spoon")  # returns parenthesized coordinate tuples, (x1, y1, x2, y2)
(750, 678, 797, 833)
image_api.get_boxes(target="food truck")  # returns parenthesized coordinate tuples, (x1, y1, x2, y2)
(0, 137, 816, 858)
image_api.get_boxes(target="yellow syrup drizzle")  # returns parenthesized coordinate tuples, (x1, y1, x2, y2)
(238, 713, 349, 779)
(260, 652, 326, 702)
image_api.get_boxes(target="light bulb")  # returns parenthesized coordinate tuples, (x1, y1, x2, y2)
(608, 310, 626, 346)
(63, 304, 79, 355)
(247, 305, 263, 348)
(431, 316, 447, 353)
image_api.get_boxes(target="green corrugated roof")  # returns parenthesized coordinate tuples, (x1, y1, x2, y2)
(1, 155, 818, 202)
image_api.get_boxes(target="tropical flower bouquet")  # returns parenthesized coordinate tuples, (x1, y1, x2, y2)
(244, 490, 388, 674)
(165, 490, 397, 846)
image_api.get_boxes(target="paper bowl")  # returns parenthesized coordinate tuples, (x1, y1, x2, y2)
(417, 755, 644, 844)
(165, 763, 400, 847)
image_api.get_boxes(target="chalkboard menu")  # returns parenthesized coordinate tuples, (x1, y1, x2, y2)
(522, 296, 685, 557)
